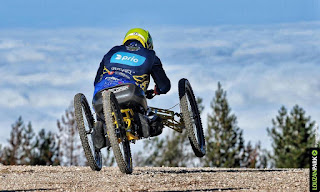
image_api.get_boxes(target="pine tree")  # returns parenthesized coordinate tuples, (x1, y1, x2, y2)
(0, 144, 4, 164)
(32, 129, 60, 165)
(241, 141, 267, 168)
(57, 103, 83, 166)
(2, 117, 25, 165)
(204, 82, 245, 168)
(196, 97, 204, 115)
(267, 105, 316, 168)
(21, 122, 36, 165)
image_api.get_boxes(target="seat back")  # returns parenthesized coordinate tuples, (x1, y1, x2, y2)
(93, 83, 147, 119)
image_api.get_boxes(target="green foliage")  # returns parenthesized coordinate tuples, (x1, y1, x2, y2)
(196, 97, 204, 114)
(2, 117, 25, 165)
(32, 129, 60, 165)
(0, 117, 61, 166)
(242, 141, 267, 168)
(204, 82, 245, 168)
(21, 122, 36, 165)
(267, 105, 316, 168)
(139, 132, 189, 167)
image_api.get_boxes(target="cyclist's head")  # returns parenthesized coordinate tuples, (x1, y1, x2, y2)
(123, 28, 153, 50)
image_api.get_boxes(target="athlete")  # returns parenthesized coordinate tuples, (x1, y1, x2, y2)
(92, 28, 171, 150)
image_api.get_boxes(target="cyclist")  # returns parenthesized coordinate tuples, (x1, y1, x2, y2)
(92, 28, 171, 150)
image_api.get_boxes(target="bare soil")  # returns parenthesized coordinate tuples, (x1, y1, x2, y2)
(0, 165, 308, 192)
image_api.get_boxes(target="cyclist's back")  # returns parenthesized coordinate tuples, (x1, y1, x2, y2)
(91, 28, 171, 150)
(93, 30, 170, 98)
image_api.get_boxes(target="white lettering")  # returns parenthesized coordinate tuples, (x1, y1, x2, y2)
(109, 85, 129, 93)
(105, 77, 120, 81)
(115, 54, 139, 63)
(111, 67, 133, 75)
(313, 156, 317, 170)
(116, 54, 121, 60)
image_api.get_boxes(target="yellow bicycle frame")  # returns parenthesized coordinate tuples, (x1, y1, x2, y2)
(112, 107, 184, 142)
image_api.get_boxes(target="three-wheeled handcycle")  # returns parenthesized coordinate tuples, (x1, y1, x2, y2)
(74, 78, 205, 174)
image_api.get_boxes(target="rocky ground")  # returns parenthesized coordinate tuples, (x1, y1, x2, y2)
(0, 165, 308, 192)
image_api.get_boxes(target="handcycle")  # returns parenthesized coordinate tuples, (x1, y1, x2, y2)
(74, 78, 206, 174)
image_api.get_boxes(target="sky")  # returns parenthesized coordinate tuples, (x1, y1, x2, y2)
(1, 0, 320, 154)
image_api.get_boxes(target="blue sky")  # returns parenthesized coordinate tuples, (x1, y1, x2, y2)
(1, 0, 319, 28)
(1, 0, 320, 156)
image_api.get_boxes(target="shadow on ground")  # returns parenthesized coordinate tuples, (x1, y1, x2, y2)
(1, 188, 58, 192)
(154, 187, 249, 192)
(134, 168, 301, 175)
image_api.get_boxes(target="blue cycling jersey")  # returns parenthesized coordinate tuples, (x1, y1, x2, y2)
(93, 41, 171, 97)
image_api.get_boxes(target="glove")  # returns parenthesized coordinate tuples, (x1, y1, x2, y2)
(146, 89, 155, 99)
(146, 86, 160, 99)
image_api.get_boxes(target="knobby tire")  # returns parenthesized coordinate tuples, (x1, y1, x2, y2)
(74, 93, 102, 171)
(178, 78, 206, 157)
(102, 91, 133, 174)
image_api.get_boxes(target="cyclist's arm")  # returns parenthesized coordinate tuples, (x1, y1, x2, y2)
(151, 56, 171, 94)
(94, 58, 105, 86)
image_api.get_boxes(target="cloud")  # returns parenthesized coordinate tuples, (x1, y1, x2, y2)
(233, 43, 294, 57)
(0, 22, 320, 152)
(0, 89, 29, 108)
(0, 39, 24, 49)
(5, 49, 46, 63)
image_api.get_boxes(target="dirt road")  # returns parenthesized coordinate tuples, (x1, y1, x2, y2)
(0, 165, 308, 191)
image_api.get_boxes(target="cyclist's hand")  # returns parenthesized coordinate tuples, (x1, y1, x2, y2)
(146, 89, 155, 99)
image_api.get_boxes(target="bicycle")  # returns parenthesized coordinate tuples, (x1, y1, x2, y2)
(74, 78, 205, 174)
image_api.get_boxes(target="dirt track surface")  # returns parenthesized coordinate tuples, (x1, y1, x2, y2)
(0, 165, 308, 192)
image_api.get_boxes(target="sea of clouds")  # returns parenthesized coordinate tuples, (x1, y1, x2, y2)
(1, 22, 320, 151)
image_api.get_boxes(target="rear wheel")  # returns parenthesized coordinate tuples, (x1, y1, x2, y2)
(74, 93, 102, 171)
(179, 78, 206, 157)
(102, 90, 132, 174)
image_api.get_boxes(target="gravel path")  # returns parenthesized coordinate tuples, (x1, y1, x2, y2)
(0, 165, 308, 191)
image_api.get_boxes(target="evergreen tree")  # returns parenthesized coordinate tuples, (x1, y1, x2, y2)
(32, 129, 60, 165)
(0, 144, 3, 164)
(204, 82, 245, 168)
(241, 141, 267, 168)
(57, 103, 83, 166)
(21, 122, 36, 165)
(135, 137, 165, 166)
(267, 105, 316, 168)
(140, 133, 189, 167)
(196, 97, 204, 115)
(2, 117, 24, 165)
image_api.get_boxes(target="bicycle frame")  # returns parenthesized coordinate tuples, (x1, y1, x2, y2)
(149, 107, 184, 133)
(114, 107, 184, 142)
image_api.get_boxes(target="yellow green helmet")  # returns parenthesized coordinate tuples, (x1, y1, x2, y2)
(123, 28, 153, 50)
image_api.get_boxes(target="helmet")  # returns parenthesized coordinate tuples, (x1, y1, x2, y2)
(123, 28, 153, 50)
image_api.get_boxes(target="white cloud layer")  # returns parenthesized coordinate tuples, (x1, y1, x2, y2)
(1, 22, 320, 151)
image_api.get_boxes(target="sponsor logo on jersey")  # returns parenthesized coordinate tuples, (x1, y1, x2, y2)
(111, 67, 134, 75)
(115, 72, 131, 79)
(105, 77, 120, 81)
(110, 52, 146, 66)
(108, 85, 129, 93)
